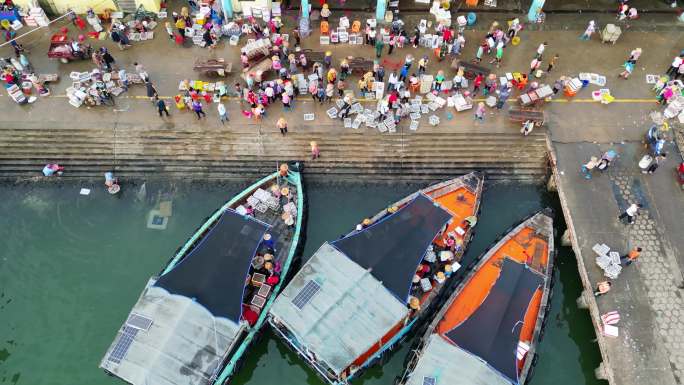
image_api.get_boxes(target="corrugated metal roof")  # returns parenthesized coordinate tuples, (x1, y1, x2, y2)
(100, 283, 242, 385)
(269, 243, 408, 375)
(405, 334, 512, 385)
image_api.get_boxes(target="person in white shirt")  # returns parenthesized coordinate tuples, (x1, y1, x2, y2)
(536, 42, 547, 59)
(388, 71, 399, 91)
(618, 203, 642, 224)
(667, 55, 683, 77)
(217, 103, 228, 124)
(580, 20, 595, 40)
(320, 3, 331, 21)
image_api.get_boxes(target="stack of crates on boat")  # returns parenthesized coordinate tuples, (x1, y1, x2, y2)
(250, 188, 277, 213)
(6, 84, 26, 104)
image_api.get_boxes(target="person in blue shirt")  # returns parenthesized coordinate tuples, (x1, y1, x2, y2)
(399, 64, 409, 82)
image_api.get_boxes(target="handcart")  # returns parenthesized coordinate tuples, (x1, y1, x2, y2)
(508, 107, 545, 126)
(348, 57, 374, 74)
(451, 59, 490, 80)
(518, 84, 553, 107)
(193, 58, 233, 77)
(300, 49, 326, 64)
(509, 107, 545, 135)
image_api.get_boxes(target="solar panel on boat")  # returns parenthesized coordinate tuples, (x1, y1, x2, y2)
(423, 376, 436, 385)
(107, 326, 138, 364)
(126, 313, 153, 331)
(291, 280, 321, 310)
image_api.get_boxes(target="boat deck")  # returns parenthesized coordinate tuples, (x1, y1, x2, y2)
(438, 225, 549, 333)
(239, 177, 299, 323)
(399, 212, 553, 385)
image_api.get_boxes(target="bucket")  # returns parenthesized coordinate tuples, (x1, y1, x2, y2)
(21, 81, 32, 95)
(467, 12, 477, 26)
(639, 154, 652, 169)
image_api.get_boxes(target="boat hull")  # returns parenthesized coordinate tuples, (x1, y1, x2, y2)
(398, 210, 554, 385)
(100, 165, 306, 385)
(269, 173, 484, 385)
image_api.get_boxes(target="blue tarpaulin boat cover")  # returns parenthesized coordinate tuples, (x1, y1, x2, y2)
(444, 258, 543, 383)
(156, 209, 270, 322)
(331, 194, 451, 302)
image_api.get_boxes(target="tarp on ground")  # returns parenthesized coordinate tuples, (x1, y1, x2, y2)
(155, 209, 270, 322)
(444, 258, 543, 383)
(331, 194, 451, 302)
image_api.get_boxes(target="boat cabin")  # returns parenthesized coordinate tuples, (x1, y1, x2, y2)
(100, 176, 301, 385)
(269, 173, 483, 384)
(400, 212, 554, 385)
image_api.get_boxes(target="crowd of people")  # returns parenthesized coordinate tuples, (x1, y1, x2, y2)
(1, 0, 682, 138)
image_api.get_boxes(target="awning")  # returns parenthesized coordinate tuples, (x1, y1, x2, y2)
(331, 194, 451, 302)
(155, 209, 269, 322)
(444, 258, 543, 383)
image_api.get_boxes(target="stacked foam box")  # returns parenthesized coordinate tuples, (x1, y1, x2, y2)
(29, 6, 50, 26)
(271, 2, 281, 17)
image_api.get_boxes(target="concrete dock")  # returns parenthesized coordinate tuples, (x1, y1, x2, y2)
(549, 141, 684, 385)
(0, 5, 683, 385)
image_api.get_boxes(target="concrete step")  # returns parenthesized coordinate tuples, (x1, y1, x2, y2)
(0, 123, 550, 180)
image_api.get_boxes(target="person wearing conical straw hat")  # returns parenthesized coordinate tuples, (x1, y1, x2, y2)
(310, 141, 320, 160)
(276, 117, 288, 136)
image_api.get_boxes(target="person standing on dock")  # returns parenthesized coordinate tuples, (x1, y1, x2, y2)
(277, 117, 288, 136)
(192, 100, 206, 119)
(156, 97, 170, 117)
(496, 83, 511, 109)
(620, 247, 642, 266)
(310, 141, 320, 159)
(375, 37, 385, 58)
(217, 102, 228, 124)
(536, 42, 547, 59)
(594, 281, 612, 296)
(547, 54, 559, 73)
(474, 102, 486, 122)
(580, 20, 596, 40)
(618, 203, 642, 225)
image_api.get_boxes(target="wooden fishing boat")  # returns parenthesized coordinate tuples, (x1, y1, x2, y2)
(268, 172, 484, 385)
(100, 163, 305, 385)
(397, 210, 555, 385)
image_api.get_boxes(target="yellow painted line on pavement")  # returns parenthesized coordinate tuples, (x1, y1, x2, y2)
(37, 95, 658, 103)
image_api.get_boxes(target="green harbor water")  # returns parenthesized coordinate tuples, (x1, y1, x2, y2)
(0, 180, 606, 385)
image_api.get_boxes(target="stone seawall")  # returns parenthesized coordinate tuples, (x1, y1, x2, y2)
(0, 125, 549, 182)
